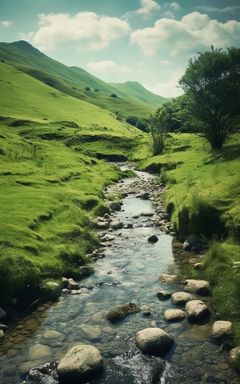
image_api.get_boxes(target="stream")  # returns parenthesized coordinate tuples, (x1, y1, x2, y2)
(0, 169, 239, 384)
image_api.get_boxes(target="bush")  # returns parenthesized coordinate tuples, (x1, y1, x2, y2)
(110, 93, 118, 98)
(85, 86, 91, 91)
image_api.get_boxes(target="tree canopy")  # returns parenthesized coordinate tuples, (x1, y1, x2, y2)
(179, 47, 240, 149)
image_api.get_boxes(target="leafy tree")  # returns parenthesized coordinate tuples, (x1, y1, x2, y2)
(179, 47, 240, 149)
(85, 86, 90, 91)
(149, 105, 169, 155)
(110, 93, 118, 98)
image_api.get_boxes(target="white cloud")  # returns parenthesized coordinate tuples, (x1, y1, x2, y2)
(131, 12, 240, 58)
(0, 20, 12, 27)
(86, 60, 133, 79)
(169, 2, 180, 11)
(148, 68, 184, 98)
(137, 0, 161, 16)
(196, 5, 240, 14)
(19, 12, 130, 52)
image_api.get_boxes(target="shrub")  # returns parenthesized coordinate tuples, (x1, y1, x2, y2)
(110, 93, 118, 98)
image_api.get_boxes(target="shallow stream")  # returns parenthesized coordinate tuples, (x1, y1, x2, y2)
(0, 171, 239, 384)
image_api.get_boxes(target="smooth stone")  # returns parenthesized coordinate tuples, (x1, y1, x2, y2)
(135, 327, 173, 357)
(28, 344, 52, 360)
(185, 300, 210, 323)
(0, 329, 4, 339)
(193, 262, 204, 270)
(79, 324, 102, 340)
(57, 344, 103, 382)
(110, 221, 123, 230)
(19, 360, 42, 375)
(94, 221, 109, 230)
(68, 278, 79, 290)
(141, 211, 154, 217)
(159, 274, 178, 284)
(163, 309, 185, 322)
(140, 305, 151, 316)
(106, 303, 140, 323)
(148, 235, 158, 243)
(42, 329, 64, 340)
(109, 202, 121, 211)
(184, 279, 210, 295)
(210, 320, 233, 343)
(0, 307, 6, 320)
(171, 291, 193, 306)
(157, 290, 171, 300)
(228, 346, 240, 372)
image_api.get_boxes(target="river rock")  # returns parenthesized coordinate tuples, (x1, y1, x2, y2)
(110, 221, 123, 230)
(157, 290, 171, 300)
(42, 329, 64, 340)
(163, 309, 185, 322)
(184, 279, 210, 295)
(0, 307, 6, 320)
(43, 281, 61, 299)
(28, 344, 52, 360)
(228, 346, 240, 372)
(68, 278, 79, 290)
(0, 323, 7, 330)
(106, 303, 140, 323)
(140, 305, 151, 316)
(210, 320, 233, 343)
(135, 328, 173, 357)
(94, 220, 109, 230)
(0, 329, 4, 339)
(57, 344, 103, 382)
(148, 235, 158, 243)
(193, 262, 204, 270)
(79, 324, 101, 340)
(141, 211, 154, 217)
(109, 202, 121, 211)
(159, 273, 178, 284)
(183, 234, 203, 251)
(171, 291, 193, 306)
(185, 300, 210, 323)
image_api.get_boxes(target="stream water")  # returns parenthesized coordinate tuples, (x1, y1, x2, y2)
(0, 171, 239, 384)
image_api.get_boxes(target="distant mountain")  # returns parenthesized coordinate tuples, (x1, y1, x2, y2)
(0, 41, 166, 118)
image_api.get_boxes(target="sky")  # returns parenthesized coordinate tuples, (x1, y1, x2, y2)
(0, 0, 240, 97)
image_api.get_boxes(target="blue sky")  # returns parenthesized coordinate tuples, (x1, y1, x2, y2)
(0, 0, 240, 97)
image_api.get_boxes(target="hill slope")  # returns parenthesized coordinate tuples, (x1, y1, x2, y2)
(0, 40, 166, 118)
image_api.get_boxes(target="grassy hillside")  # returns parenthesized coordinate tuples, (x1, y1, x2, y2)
(0, 60, 146, 308)
(139, 133, 240, 342)
(0, 40, 166, 118)
(110, 81, 166, 108)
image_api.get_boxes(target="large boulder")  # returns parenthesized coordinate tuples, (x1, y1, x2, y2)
(57, 344, 103, 383)
(135, 328, 173, 357)
(210, 320, 233, 343)
(184, 279, 210, 295)
(171, 291, 193, 306)
(228, 346, 240, 373)
(185, 300, 210, 323)
(106, 303, 140, 323)
(163, 309, 185, 322)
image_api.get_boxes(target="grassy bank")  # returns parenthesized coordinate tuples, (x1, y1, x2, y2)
(140, 132, 240, 343)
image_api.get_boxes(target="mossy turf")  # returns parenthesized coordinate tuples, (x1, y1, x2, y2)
(140, 132, 240, 345)
(0, 116, 145, 307)
(0, 60, 147, 308)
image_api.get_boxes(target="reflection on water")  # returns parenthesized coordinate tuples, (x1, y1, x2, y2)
(0, 174, 239, 384)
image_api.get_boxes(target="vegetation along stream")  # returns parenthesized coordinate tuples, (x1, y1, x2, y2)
(0, 168, 239, 384)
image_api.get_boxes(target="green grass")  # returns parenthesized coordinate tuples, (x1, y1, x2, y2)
(0, 59, 147, 307)
(0, 40, 165, 118)
(139, 132, 240, 348)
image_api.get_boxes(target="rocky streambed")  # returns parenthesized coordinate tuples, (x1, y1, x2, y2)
(0, 168, 239, 384)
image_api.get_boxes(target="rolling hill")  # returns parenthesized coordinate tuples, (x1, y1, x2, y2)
(0, 40, 166, 118)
